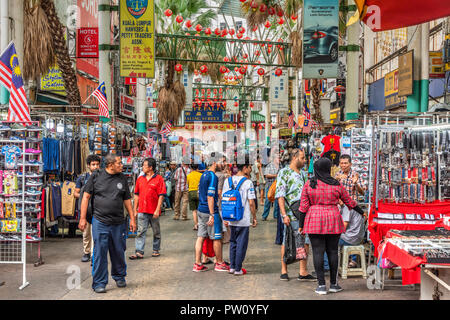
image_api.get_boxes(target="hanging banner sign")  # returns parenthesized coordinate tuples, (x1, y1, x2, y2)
(76, 27, 99, 58)
(269, 70, 289, 112)
(398, 50, 413, 96)
(120, 0, 155, 78)
(185, 110, 223, 122)
(303, 0, 339, 79)
(125, 77, 137, 85)
(384, 69, 407, 109)
(182, 71, 193, 110)
(429, 51, 445, 79)
(120, 93, 136, 119)
(40, 66, 66, 93)
(148, 108, 158, 124)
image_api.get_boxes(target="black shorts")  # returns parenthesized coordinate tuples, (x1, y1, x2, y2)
(188, 191, 199, 211)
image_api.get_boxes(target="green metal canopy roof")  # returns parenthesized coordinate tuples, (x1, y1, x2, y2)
(219, 0, 245, 18)
(251, 111, 265, 122)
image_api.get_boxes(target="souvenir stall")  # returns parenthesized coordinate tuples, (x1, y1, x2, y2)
(0, 120, 44, 276)
(368, 113, 450, 293)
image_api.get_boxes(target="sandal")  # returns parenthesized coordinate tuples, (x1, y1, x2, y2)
(193, 225, 198, 231)
(129, 253, 144, 260)
(152, 251, 160, 257)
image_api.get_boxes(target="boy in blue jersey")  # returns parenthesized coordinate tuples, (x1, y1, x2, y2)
(193, 153, 230, 272)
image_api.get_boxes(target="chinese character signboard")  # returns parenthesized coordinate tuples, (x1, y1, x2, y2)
(182, 71, 193, 110)
(303, 0, 339, 79)
(269, 70, 288, 112)
(185, 111, 223, 122)
(120, 0, 155, 78)
(76, 27, 99, 58)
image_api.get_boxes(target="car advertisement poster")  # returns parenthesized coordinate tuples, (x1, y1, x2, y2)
(303, 0, 339, 79)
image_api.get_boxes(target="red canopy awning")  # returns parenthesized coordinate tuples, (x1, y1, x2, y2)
(355, 0, 450, 31)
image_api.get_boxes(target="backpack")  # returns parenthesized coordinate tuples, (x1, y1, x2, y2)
(267, 179, 277, 203)
(221, 177, 247, 222)
(78, 172, 96, 224)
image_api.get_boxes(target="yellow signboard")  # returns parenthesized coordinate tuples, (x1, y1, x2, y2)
(40, 66, 66, 94)
(384, 70, 398, 97)
(120, 0, 155, 78)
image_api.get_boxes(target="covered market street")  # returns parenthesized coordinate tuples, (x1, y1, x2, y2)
(0, 208, 418, 300)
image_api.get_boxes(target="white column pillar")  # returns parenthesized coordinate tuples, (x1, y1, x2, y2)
(265, 76, 271, 145)
(344, 0, 359, 120)
(0, 0, 9, 104)
(136, 78, 147, 132)
(420, 22, 429, 112)
(99, 0, 112, 120)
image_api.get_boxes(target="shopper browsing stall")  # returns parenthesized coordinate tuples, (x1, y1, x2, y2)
(79, 154, 136, 294)
(187, 164, 202, 231)
(74, 154, 101, 263)
(129, 158, 166, 259)
(298, 157, 365, 295)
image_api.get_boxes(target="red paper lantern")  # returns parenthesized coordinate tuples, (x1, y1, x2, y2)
(223, 57, 230, 62)
(209, 125, 212, 129)
(203, 126, 206, 129)
(239, 0, 246, 2)
(176, 15, 183, 23)
(242, 53, 248, 59)
(244, 37, 250, 40)
(194, 69, 199, 76)
(221, 29, 228, 37)
(214, 28, 221, 35)
(252, 123, 256, 128)
(268, 7, 275, 15)
(219, 66, 227, 74)
(255, 50, 260, 56)
(275, 68, 282, 76)
(267, 47, 272, 54)
(214, 125, 218, 129)
(234, 101, 239, 107)
(250, 0, 258, 10)
(252, 26, 258, 32)
(229, 29, 235, 36)
(259, 4, 267, 13)
(238, 75, 243, 79)
(200, 65, 208, 73)
(277, 9, 284, 17)
(204, 27, 211, 35)
(257, 68, 265, 76)
(236, 33, 243, 39)
(164, 9, 172, 17)
(234, 67, 239, 72)
(264, 21, 271, 28)
(239, 66, 246, 75)
(250, 102, 254, 108)
(234, 76, 238, 80)
(291, 14, 298, 21)
(278, 17, 285, 25)
(195, 24, 202, 32)
(185, 20, 192, 28)
(175, 64, 183, 72)
(239, 27, 245, 34)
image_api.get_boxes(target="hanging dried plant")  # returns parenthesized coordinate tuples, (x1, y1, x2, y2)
(289, 30, 302, 68)
(23, 0, 55, 81)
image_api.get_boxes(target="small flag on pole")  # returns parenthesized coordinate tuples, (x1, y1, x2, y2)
(92, 82, 109, 118)
(0, 42, 31, 123)
(303, 94, 311, 120)
(288, 110, 295, 129)
(160, 121, 172, 137)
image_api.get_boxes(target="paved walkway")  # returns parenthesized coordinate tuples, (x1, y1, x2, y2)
(0, 208, 419, 300)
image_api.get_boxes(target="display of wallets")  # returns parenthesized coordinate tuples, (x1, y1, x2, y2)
(377, 129, 448, 204)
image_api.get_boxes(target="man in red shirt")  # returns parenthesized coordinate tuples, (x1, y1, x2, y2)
(129, 158, 166, 259)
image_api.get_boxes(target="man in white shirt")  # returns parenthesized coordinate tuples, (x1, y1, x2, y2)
(221, 156, 257, 275)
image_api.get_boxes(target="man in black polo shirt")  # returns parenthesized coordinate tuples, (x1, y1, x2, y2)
(79, 154, 137, 294)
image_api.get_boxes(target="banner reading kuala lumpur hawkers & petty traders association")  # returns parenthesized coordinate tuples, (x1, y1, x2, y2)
(120, 0, 155, 78)
(303, 0, 339, 79)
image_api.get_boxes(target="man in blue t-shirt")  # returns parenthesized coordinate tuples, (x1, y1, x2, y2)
(193, 152, 230, 273)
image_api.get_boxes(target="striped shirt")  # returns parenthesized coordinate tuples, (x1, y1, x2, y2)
(264, 162, 279, 186)
(173, 166, 191, 192)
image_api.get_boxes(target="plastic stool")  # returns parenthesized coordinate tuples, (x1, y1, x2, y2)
(339, 245, 367, 279)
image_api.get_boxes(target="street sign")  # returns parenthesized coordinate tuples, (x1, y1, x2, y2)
(120, 0, 155, 78)
(120, 93, 136, 119)
(270, 70, 289, 112)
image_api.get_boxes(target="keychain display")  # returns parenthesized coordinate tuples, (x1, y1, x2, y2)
(351, 128, 371, 202)
(378, 129, 441, 204)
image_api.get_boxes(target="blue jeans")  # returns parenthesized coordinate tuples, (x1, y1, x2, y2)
(163, 195, 171, 209)
(135, 213, 161, 254)
(262, 184, 279, 219)
(229, 226, 249, 272)
(323, 238, 356, 270)
(91, 217, 127, 290)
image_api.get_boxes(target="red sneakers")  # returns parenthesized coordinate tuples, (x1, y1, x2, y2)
(192, 263, 208, 272)
(214, 262, 231, 272)
(234, 268, 247, 276)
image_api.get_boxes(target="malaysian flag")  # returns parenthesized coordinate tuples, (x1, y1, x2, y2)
(0, 42, 31, 123)
(303, 94, 311, 120)
(160, 121, 172, 137)
(288, 110, 295, 129)
(92, 82, 109, 118)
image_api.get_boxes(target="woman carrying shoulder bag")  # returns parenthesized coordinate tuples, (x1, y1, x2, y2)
(297, 157, 365, 295)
